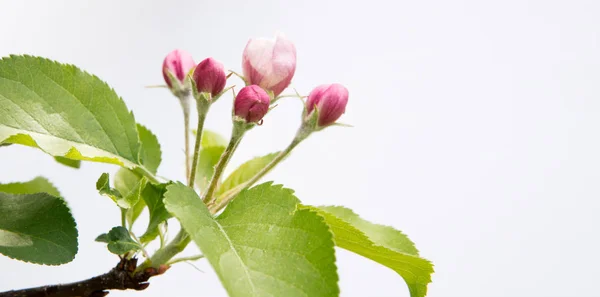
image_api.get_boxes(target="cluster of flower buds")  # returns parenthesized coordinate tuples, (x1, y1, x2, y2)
(161, 34, 349, 129)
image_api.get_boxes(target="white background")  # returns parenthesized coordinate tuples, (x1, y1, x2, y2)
(0, 0, 599, 296)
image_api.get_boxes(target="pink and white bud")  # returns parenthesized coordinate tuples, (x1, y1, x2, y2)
(234, 85, 271, 123)
(192, 57, 227, 97)
(162, 49, 196, 87)
(242, 34, 296, 97)
(306, 84, 349, 126)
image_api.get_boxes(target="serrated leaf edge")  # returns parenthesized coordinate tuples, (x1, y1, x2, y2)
(0, 55, 144, 170)
(305, 205, 434, 297)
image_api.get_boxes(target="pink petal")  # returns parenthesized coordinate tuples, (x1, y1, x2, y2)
(242, 34, 297, 96)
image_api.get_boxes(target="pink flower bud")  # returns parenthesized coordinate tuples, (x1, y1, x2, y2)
(306, 84, 349, 126)
(242, 34, 296, 97)
(162, 49, 196, 87)
(192, 57, 227, 97)
(234, 85, 271, 123)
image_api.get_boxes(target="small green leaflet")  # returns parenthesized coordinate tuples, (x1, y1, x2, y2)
(303, 205, 434, 297)
(96, 171, 146, 209)
(0, 55, 148, 170)
(114, 169, 147, 209)
(0, 177, 77, 265)
(128, 197, 146, 228)
(96, 173, 121, 202)
(216, 152, 278, 196)
(164, 182, 340, 297)
(139, 183, 170, 243)
(95, 226, 140, 255)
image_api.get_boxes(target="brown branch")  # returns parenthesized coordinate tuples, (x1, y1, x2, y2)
(0, 258, 169, 297)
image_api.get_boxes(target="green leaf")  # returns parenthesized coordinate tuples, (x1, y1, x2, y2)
(201, 130, 227, 147)
(111, 169, 146, 225)
(0, 55, 144, 169)
(54, 156, 81, 169)
(0, 176, 60, 196)
(137, 124, 161, 174)
(303, 205, 434, 297)
(164, 182, 339, 297)
(216, 152, 278, 196)
(122, 125, 161, 224)
(97, 226, 140, 255)
(195, 146, 225, 191)
(96, 171, 146, 209)
(96, 173, 120, 201)
(95, 233, 109, 243)
(139, 183, 170, 243)
(0, 191, 77, 265)
(114, 169, 147, 209)
(128, 198, 146, 228)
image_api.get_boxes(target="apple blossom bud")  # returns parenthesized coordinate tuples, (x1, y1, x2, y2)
(162, 49, 195, 88)
(234, 85, 271, 123)
(192, 57, 227, 97)
(306, 84, 349, 126)
(242, 34, 296, 97)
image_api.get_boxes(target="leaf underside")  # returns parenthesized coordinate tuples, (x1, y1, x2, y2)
(0, 55, 143, 169)
(303, 205, 434, 297)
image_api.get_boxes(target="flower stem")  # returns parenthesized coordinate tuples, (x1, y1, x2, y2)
(139, 98, 211, 270)
(188, 103, 209, 188)
(202, 125, 245, 204)
(178, 94, 192, 181)
(209, 131, 307, 214)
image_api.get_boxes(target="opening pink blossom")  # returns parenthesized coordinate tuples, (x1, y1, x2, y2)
(242, 34, 296, 97)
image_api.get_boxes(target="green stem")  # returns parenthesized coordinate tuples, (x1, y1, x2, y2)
(120, 208, 127, 228)
(178, 94, 192, 182)
(209, 135, 304, 214)
(166, 254, 204, 265)
(137, 229, 191, 271)
(158, 225, 165, 249)
(202, 127, 245, 204)
(188, 106, 208, 188)
(129, 232, 150, 259)
(138, 98, 211, 270)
